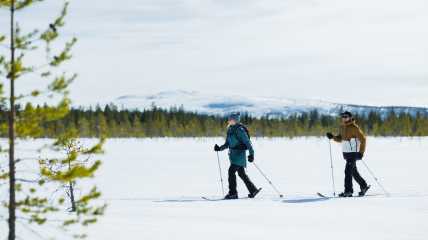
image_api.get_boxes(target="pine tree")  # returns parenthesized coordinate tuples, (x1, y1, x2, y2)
(0, 1, 105, 239)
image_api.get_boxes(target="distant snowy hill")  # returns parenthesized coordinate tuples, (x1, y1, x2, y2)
(112, 91, 428, 118)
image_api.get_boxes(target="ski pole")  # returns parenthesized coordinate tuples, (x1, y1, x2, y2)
(361, 160, 390, 197)
(252, 162, 284, 198)
(328, 140, 336, 197)
(216, 152, 225, 196)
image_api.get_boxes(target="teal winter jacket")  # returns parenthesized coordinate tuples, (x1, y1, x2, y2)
(219, 124, 254, 167)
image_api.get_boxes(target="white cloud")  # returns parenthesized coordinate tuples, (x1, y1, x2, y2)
(0, 0, 427, 107)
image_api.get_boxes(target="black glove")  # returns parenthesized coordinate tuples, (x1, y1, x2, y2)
(326, 132, 334, 139)
(214, 144, 221, 152)
(356, 152, 364, 160)
(248, 154, 254, 163)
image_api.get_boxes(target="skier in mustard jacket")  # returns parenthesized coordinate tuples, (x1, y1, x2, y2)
(214, 113, 261, 199)
(327, 111, 370, 197)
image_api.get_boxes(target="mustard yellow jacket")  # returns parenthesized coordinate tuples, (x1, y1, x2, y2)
(333, 120, 366, 154)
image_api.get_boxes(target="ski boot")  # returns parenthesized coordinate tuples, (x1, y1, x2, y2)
(248, 188, 262, 199)
(338, 192, 353, 198)
(224, 193, 238, 200)
(359, 185, 371, 197)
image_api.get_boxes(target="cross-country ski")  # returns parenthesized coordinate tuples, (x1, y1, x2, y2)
(317, 187, 376, 199)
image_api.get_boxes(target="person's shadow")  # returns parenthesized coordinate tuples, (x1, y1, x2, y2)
(282, 197, 329, 204)
(154, 199, 208, 203)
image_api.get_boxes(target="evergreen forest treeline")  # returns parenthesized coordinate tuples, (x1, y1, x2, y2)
(3, 104, 428, 138)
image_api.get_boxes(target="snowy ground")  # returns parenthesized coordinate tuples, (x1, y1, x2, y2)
(1, 137, 428, 239)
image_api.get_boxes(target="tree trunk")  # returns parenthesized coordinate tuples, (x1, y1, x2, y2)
(69, 181, 76, 212)
(68, 157, 76, 212)
(8, 1, 16, 239)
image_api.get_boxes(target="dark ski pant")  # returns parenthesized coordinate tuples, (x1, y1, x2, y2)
(228, 164, 257, 195)
(344, 159, 368, 193)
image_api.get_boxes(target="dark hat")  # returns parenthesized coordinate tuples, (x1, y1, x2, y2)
(228, 112, 241, 122)
(340, 111, 353, 118)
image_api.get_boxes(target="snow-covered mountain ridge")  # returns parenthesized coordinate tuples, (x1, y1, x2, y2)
(112, 90, 428, 118)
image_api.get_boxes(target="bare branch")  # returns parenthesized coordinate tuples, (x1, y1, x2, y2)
(15, 157, 39, 163)
(16, 178, 39, 183)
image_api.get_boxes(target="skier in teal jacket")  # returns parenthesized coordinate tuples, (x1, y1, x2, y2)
(214, 113, 261, 199)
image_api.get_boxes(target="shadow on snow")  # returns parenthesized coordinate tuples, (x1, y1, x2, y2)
(282, 197, 329, 204)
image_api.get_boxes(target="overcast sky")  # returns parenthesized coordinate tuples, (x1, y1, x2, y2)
(1, 0, 427, 107)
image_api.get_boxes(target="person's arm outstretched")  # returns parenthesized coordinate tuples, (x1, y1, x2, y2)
(326, 130, 342, 142)
(214, 137, 229, 152)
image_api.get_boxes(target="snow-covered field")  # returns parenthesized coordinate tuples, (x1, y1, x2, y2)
(2, 137, 428, 239)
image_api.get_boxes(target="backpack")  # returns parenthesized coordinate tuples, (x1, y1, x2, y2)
(232, 124, 251, 150)
(237, 123, 251, 140)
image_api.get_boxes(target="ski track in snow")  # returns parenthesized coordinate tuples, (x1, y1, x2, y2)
(1, 137, 428, 239)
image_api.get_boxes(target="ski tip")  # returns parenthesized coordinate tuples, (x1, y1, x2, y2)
(317, 192, 329, 198)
